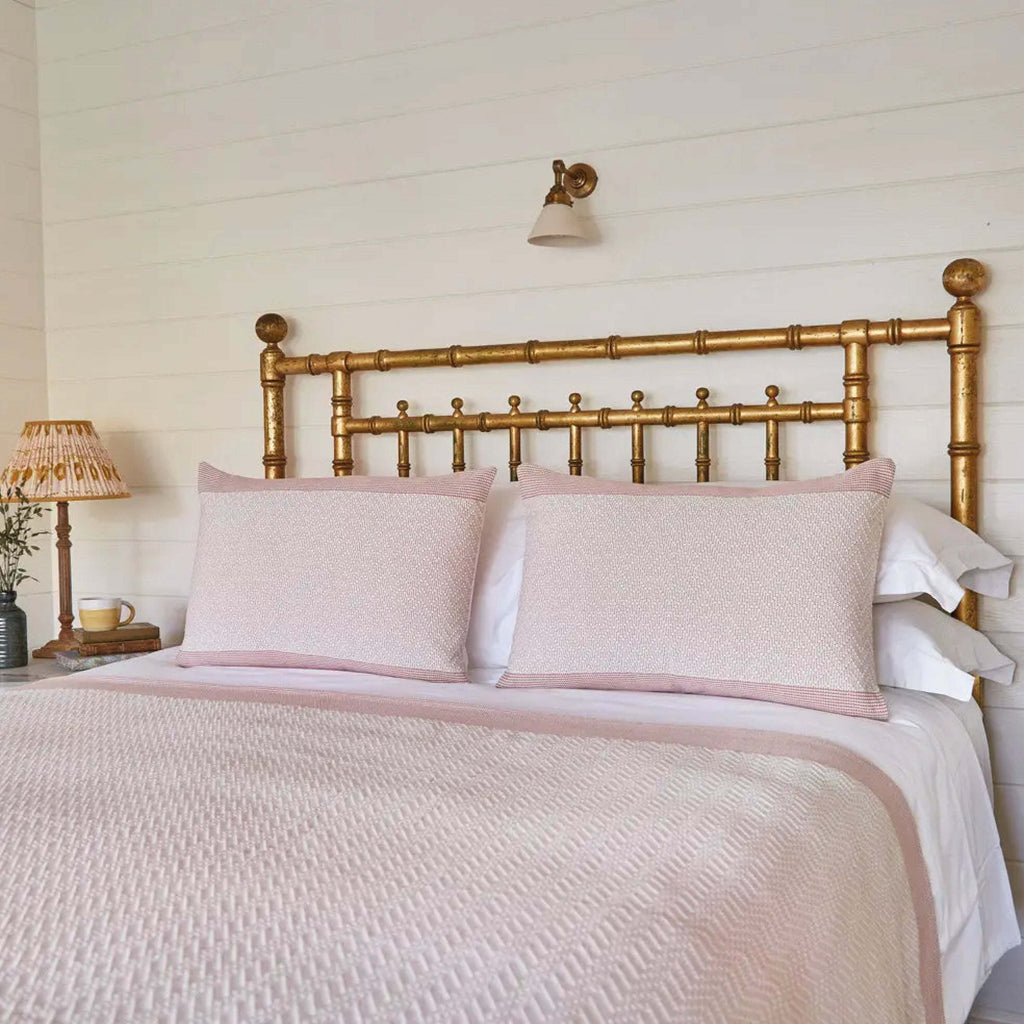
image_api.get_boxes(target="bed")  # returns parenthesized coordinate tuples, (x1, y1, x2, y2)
(0, 258, 1018, 1024)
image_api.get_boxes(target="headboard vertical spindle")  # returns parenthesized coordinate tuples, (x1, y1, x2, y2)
(508, 396, 522, 481)
(396, 401, 411, 478)
(630, 391, 646, 483)
(764, 386, 781, 480)
(841, 320, 871, 467)
(695, 388, 711, 482)
(568, 394, 583, 476)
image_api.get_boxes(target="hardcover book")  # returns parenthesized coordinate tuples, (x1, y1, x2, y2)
(73, 622, 160, 644)
(76, 637, 163, 657)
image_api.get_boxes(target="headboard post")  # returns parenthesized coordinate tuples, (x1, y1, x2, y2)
(331, 366, 354, 476)
(256, 313, 288, 479)
(943, 259, 987, 632)
(840, 319, 871, 467)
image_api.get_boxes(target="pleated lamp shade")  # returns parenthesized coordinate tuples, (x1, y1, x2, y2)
(0, 420, 130, 501)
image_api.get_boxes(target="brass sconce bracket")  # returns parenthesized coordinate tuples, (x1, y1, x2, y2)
(545, 159, 599, 206)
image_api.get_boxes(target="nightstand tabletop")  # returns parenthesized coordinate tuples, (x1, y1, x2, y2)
(0, 659, 74, 689)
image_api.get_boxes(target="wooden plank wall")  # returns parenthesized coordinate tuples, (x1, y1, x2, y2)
(0, 0, 51, 647)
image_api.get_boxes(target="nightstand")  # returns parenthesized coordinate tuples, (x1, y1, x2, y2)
(0, 658, 73, 690)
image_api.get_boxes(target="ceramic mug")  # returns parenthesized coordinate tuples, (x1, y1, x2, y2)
(78, 597, 135, 632)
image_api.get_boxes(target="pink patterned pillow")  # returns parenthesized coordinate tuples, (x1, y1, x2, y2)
(179, 464, 496, 681)
(498, 460, 895, 718)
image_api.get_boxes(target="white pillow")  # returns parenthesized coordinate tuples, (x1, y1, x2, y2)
(467, 484, 1014, 669)
(876, 495, 1013, 612)
(466, 482, 525, 669)
(875, 600, 1015, 701)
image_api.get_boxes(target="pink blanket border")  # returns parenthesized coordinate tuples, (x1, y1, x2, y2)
(175, 648, 469, 683)
(27, 672, 940, 1024)
(497, 671, 889, 720)
(518, 457, 895, 498)
(198, 462, 496, 502)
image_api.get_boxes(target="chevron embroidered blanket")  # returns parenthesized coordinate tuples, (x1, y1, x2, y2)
(0, 679, 942, 1024)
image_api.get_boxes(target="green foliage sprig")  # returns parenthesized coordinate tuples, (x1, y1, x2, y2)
(0, 487, 47, 593)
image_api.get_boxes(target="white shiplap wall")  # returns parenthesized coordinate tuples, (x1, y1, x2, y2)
(31, 0, 1024, 1016)
(0, 0, 51, 648)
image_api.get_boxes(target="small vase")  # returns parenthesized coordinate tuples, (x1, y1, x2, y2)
(0, 591, 28, 669)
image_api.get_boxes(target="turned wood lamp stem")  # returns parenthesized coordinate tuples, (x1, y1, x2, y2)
(55, 500, 73, 640)
(33, 500, 78, 658)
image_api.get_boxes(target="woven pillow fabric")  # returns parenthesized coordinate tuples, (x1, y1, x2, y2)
(498, 459, 895, 718)
(179, 464, 496, 681)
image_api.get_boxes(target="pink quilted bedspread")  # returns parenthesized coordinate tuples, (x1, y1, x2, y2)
(0, 677, 942, 1023)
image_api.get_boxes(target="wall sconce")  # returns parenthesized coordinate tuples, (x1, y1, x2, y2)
(527, 159, 598, 246)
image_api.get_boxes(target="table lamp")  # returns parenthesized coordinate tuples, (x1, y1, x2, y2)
(0, 421, 130, 658)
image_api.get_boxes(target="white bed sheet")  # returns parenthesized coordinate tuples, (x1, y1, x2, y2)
(77, 648, 1020, 1024)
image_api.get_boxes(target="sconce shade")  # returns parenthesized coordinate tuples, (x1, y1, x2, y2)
(0, 420, 130, 501)
(528, 201, 589, 246)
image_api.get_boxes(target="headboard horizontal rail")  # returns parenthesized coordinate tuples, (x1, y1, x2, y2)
(269, 317, 951, 377)
(344, 398, 842, 435)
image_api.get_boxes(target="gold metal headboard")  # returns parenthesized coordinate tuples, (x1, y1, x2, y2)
(255, 257, 987, 695)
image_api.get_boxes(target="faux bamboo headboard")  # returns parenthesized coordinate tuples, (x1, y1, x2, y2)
(255, 256, 987, 691)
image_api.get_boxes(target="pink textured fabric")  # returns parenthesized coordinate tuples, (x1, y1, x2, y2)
(499, 460, 895, 717)
(179, 464, 496, 680)
(198, 462, 495, 500)
(174, 649, 468, 683)
(519, 459, 896, 499)
(13, 675, 942, 1024)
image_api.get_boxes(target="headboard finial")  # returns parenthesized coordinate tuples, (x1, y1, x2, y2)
(255, 312, 289, 346)
(942, 258, 987, 300)
(258, 313, 288, 480)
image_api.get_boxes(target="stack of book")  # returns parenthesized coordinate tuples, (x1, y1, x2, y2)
(74, 621, 161, 656)
(55, 623, 162, 672)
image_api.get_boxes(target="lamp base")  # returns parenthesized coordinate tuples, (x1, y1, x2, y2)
(33, 637, 79, 659)
(33, 501, 78, 661)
